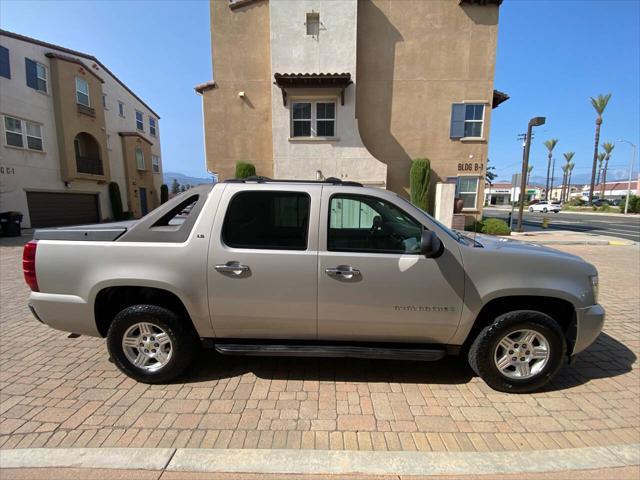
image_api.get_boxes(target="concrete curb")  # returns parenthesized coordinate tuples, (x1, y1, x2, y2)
(1, 444, 638, 476)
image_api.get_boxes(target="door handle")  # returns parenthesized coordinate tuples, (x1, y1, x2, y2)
(215, 262, 250, 275)
(325, 265, 361, 280)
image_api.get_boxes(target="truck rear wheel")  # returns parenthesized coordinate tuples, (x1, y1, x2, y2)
(468, 310, 566, 393)
(106, 304, 198, 383)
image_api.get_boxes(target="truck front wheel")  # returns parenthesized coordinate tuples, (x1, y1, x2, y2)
(468, 310, 566, 393)
(107, 304, 198, 383)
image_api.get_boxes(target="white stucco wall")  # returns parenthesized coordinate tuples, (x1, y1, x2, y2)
(0, 33, 162, 227)
(269, 0, 386, 185)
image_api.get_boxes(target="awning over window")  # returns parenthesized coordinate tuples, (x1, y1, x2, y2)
(492, 89, 509, 109)
(273, 73, 353, 106)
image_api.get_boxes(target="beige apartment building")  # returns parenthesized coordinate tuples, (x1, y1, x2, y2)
(0, 30, 163, 228)
(197, 0, 506, 215)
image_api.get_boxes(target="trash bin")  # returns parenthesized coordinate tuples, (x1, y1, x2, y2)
(0, 211, 23, 237)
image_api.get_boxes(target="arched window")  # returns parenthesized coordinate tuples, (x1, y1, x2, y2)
(74, 132, 102, 175)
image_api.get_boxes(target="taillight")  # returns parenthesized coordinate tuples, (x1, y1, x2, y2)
(23, 240, 39, 292)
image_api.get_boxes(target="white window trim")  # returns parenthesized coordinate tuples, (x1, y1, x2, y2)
(36, 62, 48, 93)
(149, 117, 157, 137)
(135, 147, 145, 170)
(151, 154, 160, 173)
(135, 110, 144, 131)
(290, 100, 337, 139)
(461, 103, 486, 140)
(75, 77, 90, 107)
(3, 114, 44, 152)
(458, 176, 480, 211)
(118, 101, 125, 117)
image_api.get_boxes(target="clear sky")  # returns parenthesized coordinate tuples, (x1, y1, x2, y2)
(1, 0, 638, 183)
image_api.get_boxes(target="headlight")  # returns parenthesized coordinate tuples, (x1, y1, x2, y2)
(590, 275, 599, 303)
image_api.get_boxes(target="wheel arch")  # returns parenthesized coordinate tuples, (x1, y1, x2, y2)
(94, 285, 197, 338)
(462, 295, 576, 354)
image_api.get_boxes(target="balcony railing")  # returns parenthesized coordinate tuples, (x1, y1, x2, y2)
(76, 156, 104, 175)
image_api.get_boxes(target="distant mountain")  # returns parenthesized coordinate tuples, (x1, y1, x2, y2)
(498, 172, 637, 187)
(163, 171, 214, 187)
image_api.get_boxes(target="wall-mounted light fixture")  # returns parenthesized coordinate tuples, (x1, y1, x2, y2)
(238, 91, 245, 98)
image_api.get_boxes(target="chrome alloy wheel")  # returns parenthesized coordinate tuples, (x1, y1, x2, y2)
(122, 322, 172, 372)
(493, 329, 550, 380)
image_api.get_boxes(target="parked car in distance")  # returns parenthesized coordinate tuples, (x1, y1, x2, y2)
(592, 198, 611, 207)
(24, 178, 604, 393)
(529, 201, 561, 213)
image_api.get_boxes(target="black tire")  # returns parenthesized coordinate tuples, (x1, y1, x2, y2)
(468, 310, 566, 393)
(107, 304, 199, 383)
(528, 207, 533, 212)
(543, 207, 548, 213)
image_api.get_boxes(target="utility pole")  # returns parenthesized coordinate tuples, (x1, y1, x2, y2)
(516, 117, 546, 232)
(549, 158, 556, 200)
(618, 139, 637, 214)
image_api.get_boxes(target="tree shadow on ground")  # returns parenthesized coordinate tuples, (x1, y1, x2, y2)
(180, 332, 635, 392)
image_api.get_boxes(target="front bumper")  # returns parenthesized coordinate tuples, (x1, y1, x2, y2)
(570, 304, 605, 355)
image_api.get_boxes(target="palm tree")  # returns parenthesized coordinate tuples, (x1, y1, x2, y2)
(543, 139, 559, 200)
(588, 93, 612, 204)
(526, 165, 534, 186)
(561, 152, 575, 202)
(566, 162, 575, 201)
(596, 152, 606, 186)
(560, 164, 569, 203)
(600, 142, 615, 198)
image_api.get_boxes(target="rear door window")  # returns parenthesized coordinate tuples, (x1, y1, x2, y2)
(222, 191, 311, 250)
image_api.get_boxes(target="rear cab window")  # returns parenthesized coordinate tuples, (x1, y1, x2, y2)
(222, 191, 311, 250)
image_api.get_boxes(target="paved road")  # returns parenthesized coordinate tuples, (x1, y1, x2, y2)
(483, 208, 640, 242)
(1, 239, 638, 454)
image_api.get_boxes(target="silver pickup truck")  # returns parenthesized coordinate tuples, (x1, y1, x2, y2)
(24, 178, 604, 393)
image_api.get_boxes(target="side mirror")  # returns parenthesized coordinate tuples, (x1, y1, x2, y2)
(420, 229, 444, 258)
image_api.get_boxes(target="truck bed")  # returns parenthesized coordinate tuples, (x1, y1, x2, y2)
(33, 220, 138, 242)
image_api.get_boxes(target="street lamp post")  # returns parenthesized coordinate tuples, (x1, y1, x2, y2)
(516, 117, 546, 232)
(618, 139, 637, 214)
(549, 157, 555, 200)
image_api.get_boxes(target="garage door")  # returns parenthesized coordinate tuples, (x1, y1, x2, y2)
(26, 192, 99, 228)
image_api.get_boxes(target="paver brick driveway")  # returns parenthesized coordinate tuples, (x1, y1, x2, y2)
(1, 239, 638, 452)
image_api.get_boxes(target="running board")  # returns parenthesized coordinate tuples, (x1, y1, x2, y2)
(214, 343, 446, 362)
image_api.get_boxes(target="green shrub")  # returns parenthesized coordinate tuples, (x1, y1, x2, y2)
(598, 203, 611, 212)
(160, 184, 169, 204)
(108, 182, 124, 220)
(481, 218, 511, 236)
(235, 161, 256, 179)
(565, 197, 585, 206)
(620, 195, 640, 213)
(409, 158, 431, 212)
(464, 219, 484, 233)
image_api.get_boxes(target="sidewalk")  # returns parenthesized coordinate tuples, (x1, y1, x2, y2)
(1, 445, 638, 479)
(506, 230, 636, 245)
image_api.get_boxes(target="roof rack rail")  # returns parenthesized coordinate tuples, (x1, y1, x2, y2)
(223, 176, 363, 187)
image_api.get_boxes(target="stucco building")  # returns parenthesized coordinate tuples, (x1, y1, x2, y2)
(197, 0, 506, 215)
(0, 30, 163, 228)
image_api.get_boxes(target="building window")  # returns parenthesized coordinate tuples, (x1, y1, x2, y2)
(118, 101, 125, 117)
(25, 58, 47, 92)
(457, 177, 479, 210)
(450, 103, 485, 139)
(152, 154, 160, 173)
(306, 12, 320, 36)
(291, 101, 336, 138)
(26, 122, 43, 150)
(135, 147, 145, 170)
(149, 117, 157, 137)
(135, 110, 144, 131)
(222, 191, 311, 250)
(102, 94, 107, 108)
(4, 116, 43, 151)
(75, 77, 90, 107)
(0, 46, 10, 79)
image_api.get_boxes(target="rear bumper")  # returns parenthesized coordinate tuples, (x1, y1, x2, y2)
(570, 304, 605, 355)
(29, 292, 100, 337)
